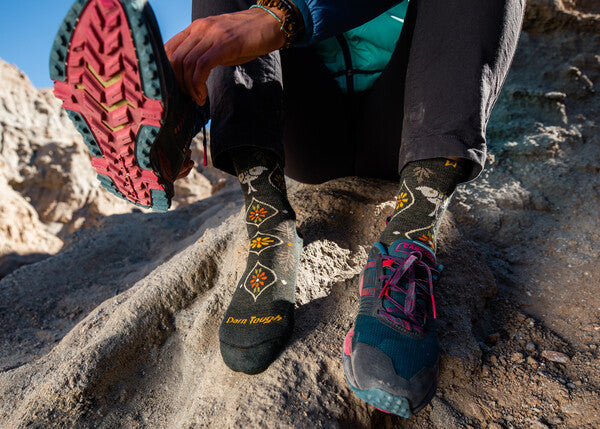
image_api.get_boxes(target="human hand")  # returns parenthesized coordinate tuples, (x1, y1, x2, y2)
(165, 8, 286, 106)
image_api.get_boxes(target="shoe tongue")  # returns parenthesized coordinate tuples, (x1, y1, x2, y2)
(387, 239, 436, 267)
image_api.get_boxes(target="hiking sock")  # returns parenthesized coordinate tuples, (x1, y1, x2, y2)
(379, 158, 470, 251)
(219, 147, 302, 374)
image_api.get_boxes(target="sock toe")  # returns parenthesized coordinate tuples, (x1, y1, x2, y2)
(220, 336, 286, 375)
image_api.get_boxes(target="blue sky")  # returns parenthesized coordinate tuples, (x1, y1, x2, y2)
(0, 0, 191, 88)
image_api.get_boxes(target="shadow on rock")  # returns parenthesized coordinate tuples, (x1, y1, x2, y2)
(0, 252, 52, 280)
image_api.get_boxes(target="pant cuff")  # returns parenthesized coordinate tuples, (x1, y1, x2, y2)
(398, 135, 486, 182)
(210, 128, 284, 177)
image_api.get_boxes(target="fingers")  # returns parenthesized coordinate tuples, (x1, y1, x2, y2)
(191, 48, 219, 105)
(169, 39, 203, 93)
(163, 12, 272, 105)
(165, 31, 190, 91)
(166, 20, 208, 93)
(164, 27, 190, 58)
(182, 40, 214, 100)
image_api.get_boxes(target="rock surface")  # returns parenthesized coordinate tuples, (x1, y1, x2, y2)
(1, 1, 600, 427)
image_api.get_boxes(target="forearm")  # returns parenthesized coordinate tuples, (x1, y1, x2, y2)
(165, 8, 286, 105)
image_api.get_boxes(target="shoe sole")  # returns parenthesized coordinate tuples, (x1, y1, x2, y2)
(50, 0, 170, 212)
(342, 328, 438, 417)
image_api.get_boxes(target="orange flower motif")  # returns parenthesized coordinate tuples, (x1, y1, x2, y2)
(251, 236, 274, 249)
(248, 204, 268, 223)
(250, 268, 268, 291)
(396, 192, 409, 210)
(417, 233, 434, 249)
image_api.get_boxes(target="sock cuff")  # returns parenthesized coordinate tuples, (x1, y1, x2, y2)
(402, 158, 470, 193)
(231, 147, 283, 177)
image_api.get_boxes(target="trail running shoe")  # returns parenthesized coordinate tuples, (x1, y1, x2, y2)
(342, 239, 442, 417)
(50, 0, 209, 212)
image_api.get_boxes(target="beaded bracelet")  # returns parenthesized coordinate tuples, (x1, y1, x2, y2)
(252, 0, 304, 48)
(249, 5, 283, 25)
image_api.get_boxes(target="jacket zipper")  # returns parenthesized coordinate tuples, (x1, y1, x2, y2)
(336, 34, 354, 93)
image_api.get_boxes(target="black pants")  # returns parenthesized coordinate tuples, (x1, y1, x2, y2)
(192, 0, 525, 183)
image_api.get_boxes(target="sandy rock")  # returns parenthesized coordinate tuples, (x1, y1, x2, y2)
(0, 178, 62, 268)
(541, 350, 570, 364)
(0, 178, 495, 427)
(0, 60, 131, 230)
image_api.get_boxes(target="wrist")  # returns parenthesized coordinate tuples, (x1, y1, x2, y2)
(248, 6, 286, 50)
(253, 0, 304, 48)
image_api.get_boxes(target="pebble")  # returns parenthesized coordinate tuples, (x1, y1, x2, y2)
(541, 350, 570, 364)
(527, 356, 538, 366)
(511, 352, 524, 363)
(526, 342, 535, 351)
(544, 91, 567, 101)
(567, 382, 576, 389)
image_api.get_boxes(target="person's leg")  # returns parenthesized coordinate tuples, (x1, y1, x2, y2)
(193, 0, 354, 184)
(345, 0, 525, 417)
(396, 0, 525, 181)
(192, 1, 284, 176)
(220, 148, 302, 375)
(191, 0, 350, 373)
(192, 0, 299, 374)
(359, 0, 525, 250)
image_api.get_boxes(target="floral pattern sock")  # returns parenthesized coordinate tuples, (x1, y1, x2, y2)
(379, 158, 470, 251)
(219, 148, 302, 375)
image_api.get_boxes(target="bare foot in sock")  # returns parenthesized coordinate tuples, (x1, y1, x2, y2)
(219, 148, 302, 374)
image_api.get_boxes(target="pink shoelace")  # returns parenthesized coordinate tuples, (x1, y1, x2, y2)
(378, 251, 438, 333)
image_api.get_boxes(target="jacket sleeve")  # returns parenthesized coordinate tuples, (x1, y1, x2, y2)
(292, 0, 405, 46)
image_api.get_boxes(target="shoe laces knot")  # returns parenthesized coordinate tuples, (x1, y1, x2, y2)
(378, 251, 439, 332)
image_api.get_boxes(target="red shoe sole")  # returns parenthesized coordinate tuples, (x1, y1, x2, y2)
(51, 0, 170, 210)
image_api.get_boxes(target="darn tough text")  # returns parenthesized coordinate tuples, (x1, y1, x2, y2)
(225, 315, 283, 325)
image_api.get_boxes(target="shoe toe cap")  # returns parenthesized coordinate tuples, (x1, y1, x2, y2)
(350, 341, 438, 410)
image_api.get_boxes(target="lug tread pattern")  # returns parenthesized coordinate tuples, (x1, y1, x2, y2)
(66, 109, 104, 157)
(50, 0, 89, 81)
(135, 124, 159, 170)
(121, 0, 162, 99)
(50, 0, 171, 211)
(349, 385, 413, 418)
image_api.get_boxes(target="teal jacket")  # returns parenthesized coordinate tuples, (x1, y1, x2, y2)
(304, 3, 409, 93)
(294, 0, 408, 92)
